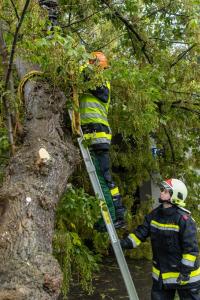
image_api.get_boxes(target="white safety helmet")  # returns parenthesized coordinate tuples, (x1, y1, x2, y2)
(160, 178, 188, 207)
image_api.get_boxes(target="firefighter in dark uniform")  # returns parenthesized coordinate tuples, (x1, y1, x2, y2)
(80, 51, 126, 229)
(120, 178, 200, 299)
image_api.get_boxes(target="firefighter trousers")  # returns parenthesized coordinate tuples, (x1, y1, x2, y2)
(151, 281, 200, 300)
(90, 149, 125, 221)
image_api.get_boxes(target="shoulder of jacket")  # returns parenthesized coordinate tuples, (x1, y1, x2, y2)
(177, 207, 192, 222)
(177, 206, 191, 215)
(150, 204, 162, 213)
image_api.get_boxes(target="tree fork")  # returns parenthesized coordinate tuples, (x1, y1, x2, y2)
(0, 58, 79, 300)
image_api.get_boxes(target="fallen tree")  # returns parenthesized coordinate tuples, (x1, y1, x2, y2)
(0, 58, 79, 300)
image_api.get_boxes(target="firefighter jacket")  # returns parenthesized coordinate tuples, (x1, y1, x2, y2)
(122, 204, 200, 290)
(79, 68, 112, 150)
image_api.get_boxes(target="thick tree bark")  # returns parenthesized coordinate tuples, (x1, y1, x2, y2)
(0, 59, 79, 300)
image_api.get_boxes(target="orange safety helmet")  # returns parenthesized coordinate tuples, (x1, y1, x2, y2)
(89, 51, 108, 69)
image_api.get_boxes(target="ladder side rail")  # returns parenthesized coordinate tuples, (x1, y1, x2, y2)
(68, 110, 139, 299)
(78, 137, 139, 300)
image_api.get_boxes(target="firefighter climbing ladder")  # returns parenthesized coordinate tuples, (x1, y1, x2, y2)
(77, 131, 139, 300)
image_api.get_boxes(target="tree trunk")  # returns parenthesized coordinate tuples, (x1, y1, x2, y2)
(0, 59, 79, 300)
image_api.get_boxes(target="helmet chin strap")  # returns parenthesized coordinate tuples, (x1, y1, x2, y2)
(159, 198, 171, 204)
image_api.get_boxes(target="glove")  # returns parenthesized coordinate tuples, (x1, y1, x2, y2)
(176, 273, 190, 285)
(120, 238, 133, 249)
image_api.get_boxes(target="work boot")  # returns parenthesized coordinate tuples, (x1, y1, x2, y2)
(113, 218, 126, 229)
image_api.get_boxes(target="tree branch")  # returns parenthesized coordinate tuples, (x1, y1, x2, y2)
(0, 27, 15, 154)
(0, 27, 9, 72)
(141, 1, 172, 19)
(149, 37, 189, 44)
(170, 44, 196, 68)
(162, 124, 176, 163)
(167, 90, 200, 98)
(2, 0, 31, 153)
(10, 0, 20, 21)
(171, 100, 199, 106)
(100, 33, 124, 50)
(99, 0, 153, 64)
(62, 8, 106, 28)
(72, 28, 90, 48)
(5, 0, 31, 90)
(171, 104, 200, 115)
(157, 103, 176, 164)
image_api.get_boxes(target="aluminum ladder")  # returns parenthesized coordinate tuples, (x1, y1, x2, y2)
(77, 133, 139, 300)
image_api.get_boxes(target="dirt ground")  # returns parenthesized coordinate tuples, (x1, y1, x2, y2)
(68, 256, 152, 300)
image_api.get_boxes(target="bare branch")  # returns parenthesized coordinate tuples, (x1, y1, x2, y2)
(170, 44, 196, 68)
(72, 28, 90, 48)
(10, 0, 20, 21)
(2, 0, 31, 153)
(62, 8, 106, 29)
(171, 100, 199, 106)
(162, 124, 176, 163)
(0, 27, 9, 74)
(149, 37, 189, 45)
(127, 29, 137, 55)
(68, 1, 72, 26)
(157, 103, 176, 164)
(141, 1, 172, 19)
(167, 90, 200, 98)
(5, 0, 31, 89)
(0, 28, 14, 153)
(171, 105, 200, 115)
(100, 33, 124, 50)
(99, 0, 153, 64)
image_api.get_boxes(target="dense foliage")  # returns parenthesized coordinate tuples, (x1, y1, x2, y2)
(0, 0, 199, 297)
(53, 187, 109, 298)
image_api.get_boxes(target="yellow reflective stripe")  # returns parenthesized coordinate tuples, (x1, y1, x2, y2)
(83, 132, 112, 140)
(111, 187, 119, 196)
(129, 233, 141, 246)
(152, 266, 160, 276)
(180, 280, 189, 285)
(80, 90, 110, 113)
(154, 267, 200, 285)
(80, 108, 107, 118)
(151, 220, 179, 230)
(162, 272, 179, 280)
(191, 267, 200, 277)
(81, 118, 109, 127)
(183, 254, 196, 262)
(80, 101, 107, 113)
(162, 268, 200, 280)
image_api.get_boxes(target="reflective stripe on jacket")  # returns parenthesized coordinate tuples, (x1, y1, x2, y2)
(83, 131, 112, 145)
(80, 82, 110, 126)
(127, 204, 200, 290)
(152, 266, 200, 285)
